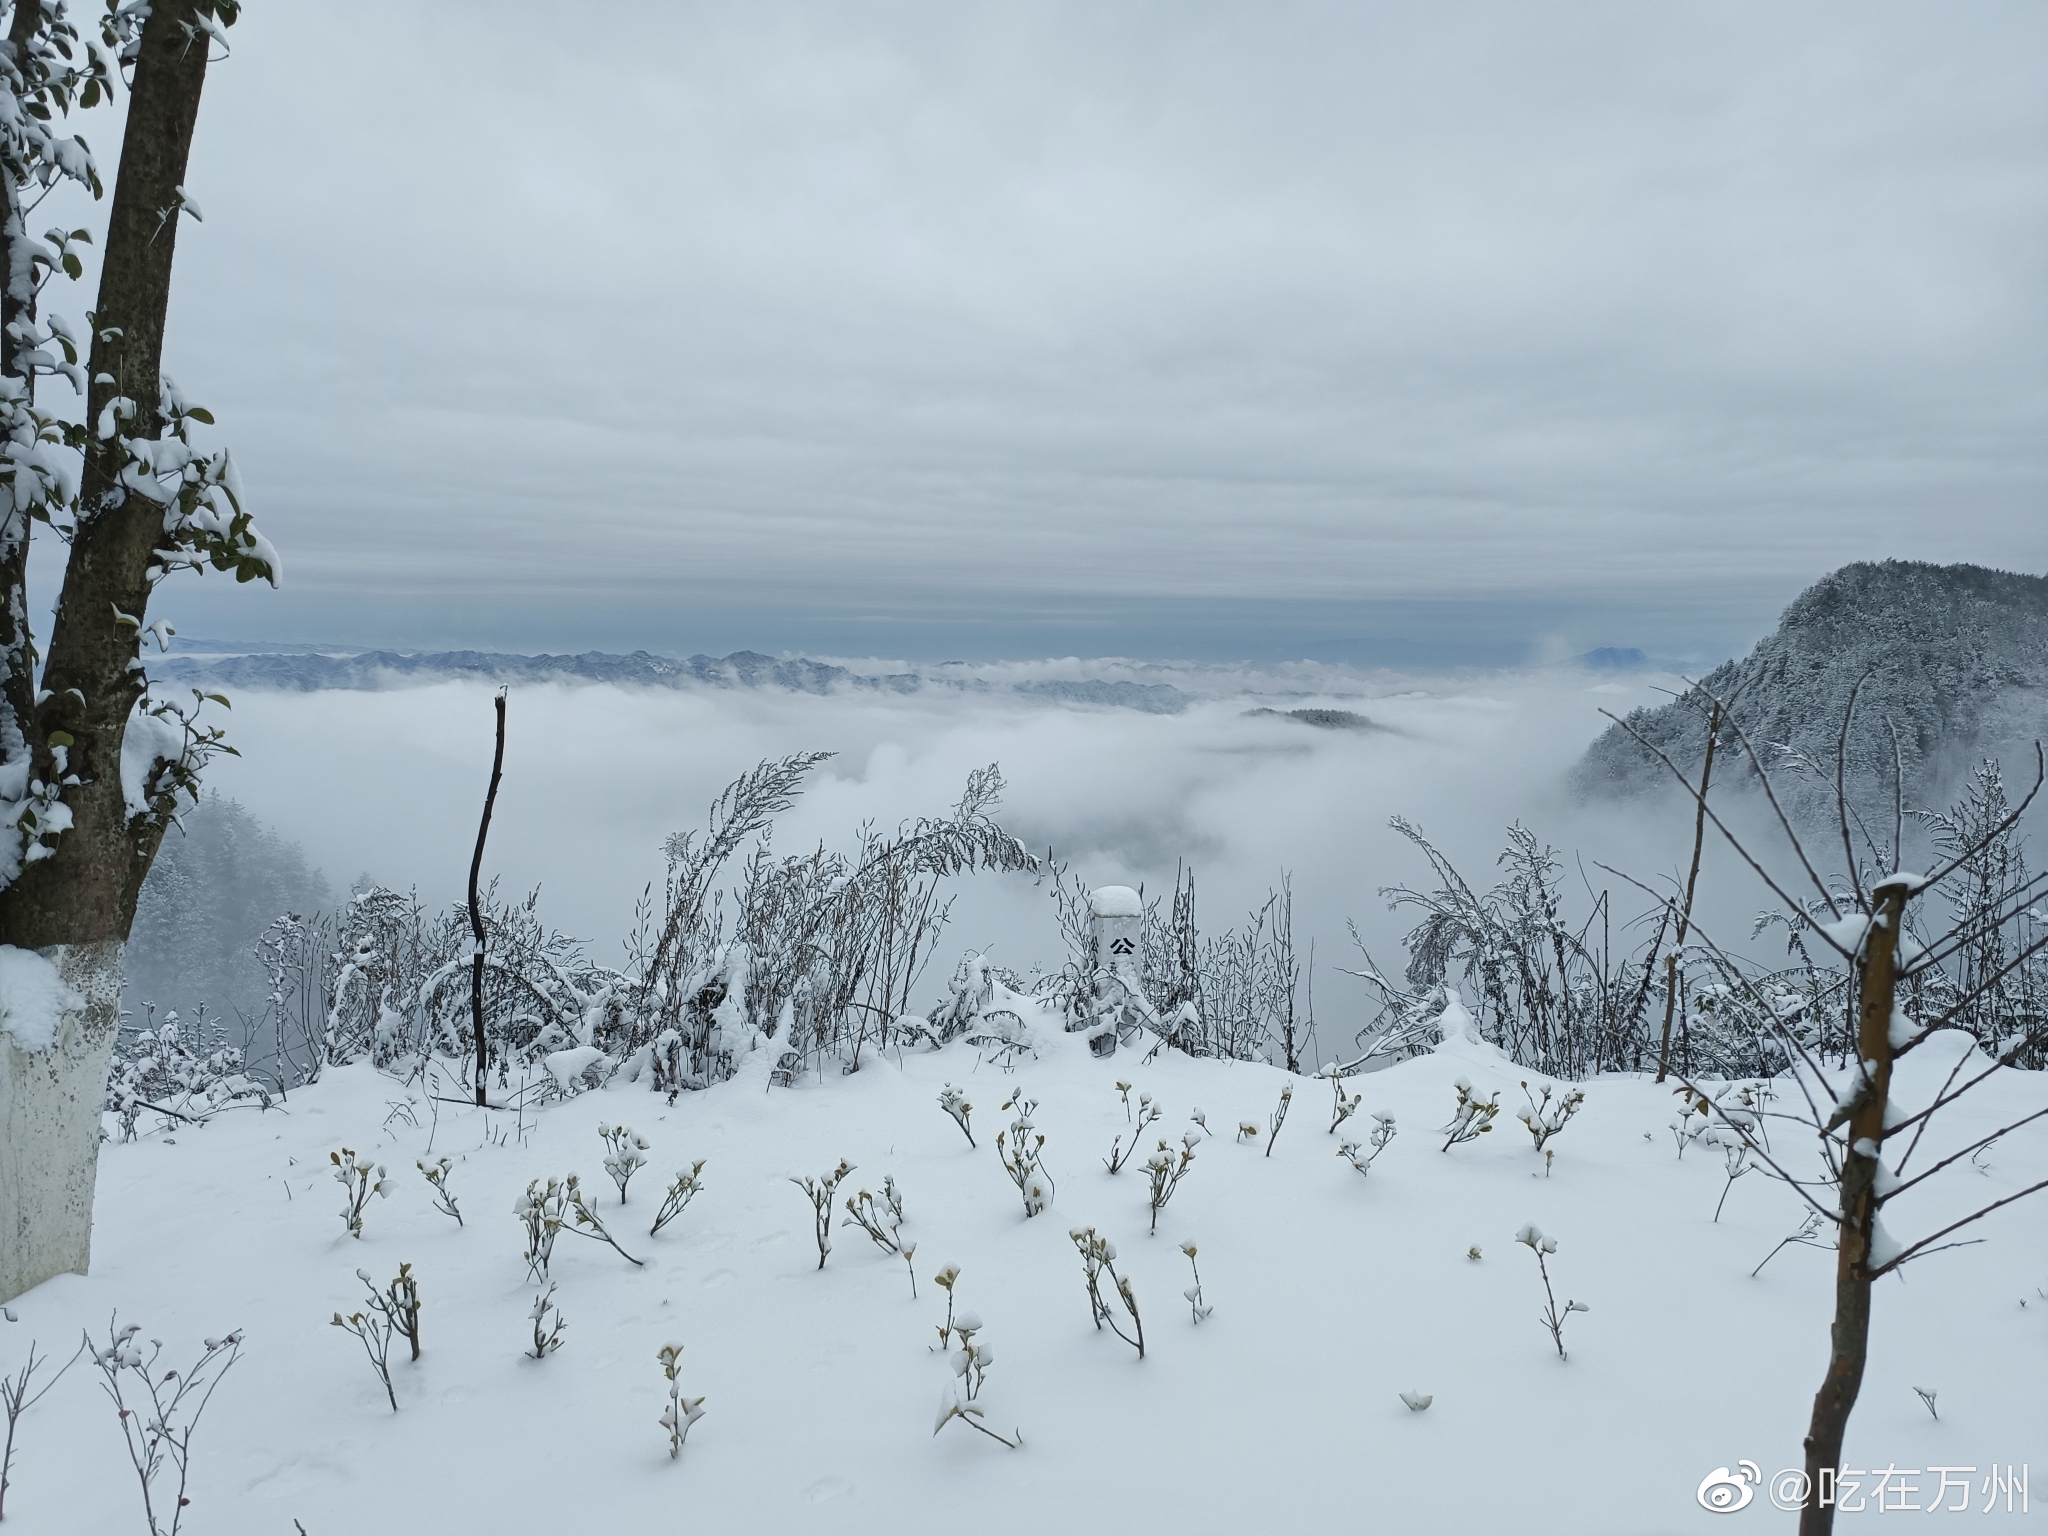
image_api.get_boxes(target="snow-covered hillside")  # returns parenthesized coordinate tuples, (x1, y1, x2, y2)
(4, 1001, 2042, 1534)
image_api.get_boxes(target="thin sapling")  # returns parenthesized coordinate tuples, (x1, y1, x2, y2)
(1, 1328, 84, 1521)
(938, 1084, 975, 1148)
(417, 1155, 462, 1226)
(1180, 1243, 1212, 1322)
(1105, 1090, 1161, 1173)
(656, 1343, 707, 1457)
(1265, 1084, 1293, 1156)
(1513, 1223, 1589, 1360)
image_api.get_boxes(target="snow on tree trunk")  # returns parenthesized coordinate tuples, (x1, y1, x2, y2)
(0, 940, 122, 1302)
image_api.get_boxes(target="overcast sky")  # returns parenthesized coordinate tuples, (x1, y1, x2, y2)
(61, 1, 2047, 663)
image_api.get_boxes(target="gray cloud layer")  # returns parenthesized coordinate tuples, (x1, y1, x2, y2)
(65, 1, 2048, 659)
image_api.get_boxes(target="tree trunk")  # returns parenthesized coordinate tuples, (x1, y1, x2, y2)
(0, 2, 219, 1305)
(1798, 880, 1906, 1535)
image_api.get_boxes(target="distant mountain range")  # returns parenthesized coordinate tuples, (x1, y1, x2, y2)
(1573, 561, 2048, 824)
(152, 647, 1196, 715)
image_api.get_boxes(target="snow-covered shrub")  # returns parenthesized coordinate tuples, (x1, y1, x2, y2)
(1179, 1242, 1212, 1323)
(656, 1343, 706, 1458)
(104, 1004, 264, 1141)
(994, 1093, 1053, 1217)
(330, 1280, 399, 1412)
(1144, 1134, 1198, 1233)
(1439, 1080, 1499, 1151)
(791, 1160, 855, 1269)
(90, 1321, 243, 1536)
(527, 1286, 565, 1359)
(1337, 1110, 1397, 1180)
(843, 1176, 908, 1255)
(600, 1123, 650, 1203)
(1515, 1081, 1584, 1153)
(937, 1084, 975, 1148)
(515, 1178, 569, 1280)
(932, 1297, 1019, 1450)
(565, 1174, 645, 1267)
(1326, 1070, 1362, 1134)
(650, 1161, 707, 1239)
(417, 1155, 462, 1226)
(614, 757, 1033, 1091)
(1104, 1089, 1160, 1173)
(330, 1148, 391, 1239)
(1264, 1083, 1293, 1156)
(1068, 1227, 1145, 1359)
(1513, 1223, 1589, 1360)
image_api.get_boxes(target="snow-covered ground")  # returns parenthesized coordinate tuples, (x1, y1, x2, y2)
(5, 1005, 2044, 1534)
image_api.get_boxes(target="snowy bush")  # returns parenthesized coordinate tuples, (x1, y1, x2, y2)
(515, 1178, 569, 1280)
(527, 1286, 565, 1359)
(1143, 1134, 1198, 1233)
(650, 1161, 708, 1239)
(1514, 1223, 1589, 1359)
(656, 1342, 706, 1458)
(90, 1320, 242, 1536)
(330, 1147, 391, 1239)
(1439, 1080, 1499, 1151)
(105, 1004, 264, 1141)
(417, 1155, 462, 1226)
(1337, 1110, 1397, 1180)
(791, 1160, 855, 1270)
(842, 1175, 908, 1255)
(937, 1083, 975, 1148)
(994, 1093, 1053, 1217)
(600, 1123, 650, 1203)
(1103, 1087, 1160, 1173)
(1067, 1227, 1145, 1359)
(1515, 1081, 1584, 1153)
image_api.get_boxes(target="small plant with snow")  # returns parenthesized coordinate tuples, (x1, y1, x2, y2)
(937, 1084, 975, 1147)
(1440, 1080, 1500, 1151)
(843, 1175, 908, 1254)
(1399, 1389, 1433, 1412)
(1143, 1133, 1198, 1233)
(792, 1159, 855, 1269)
(931, 1285, 1020, 1450)
(1104, 1089, 1161, 1173)
(515, 1178, 570, 1280)
(527, 1285, 566, 1359)
(1068, 1226, 1145, 1359)
(1711, 1135, 1754, 1222)
(1235, 1120, 1259, 1144)
(650, 1161, 708, 1238)
(656, 1343, 706, 1458)
(1513, 1223, 1589, 1360)
(600, 1123, 651, 1203)
(1326, 1070, 1363, 1134)
(1668, 1088, 1713, 1158)
(1188, 1106, 1208, 1138)
(330, 1290, 399, 1413)
(1515, 1081, 1584, 1153)
(566, 1174, 645, 1266)
(416, 1155, 463, 1226)
(1337, 1110, 1398, 1180)
(90, 1320, 243, 1536)
(331, 1147, 391, 1239)
(995, 1092, 1054, 1217)
(1264, 1084, 1293, 1156)
(1180, 1242, 1212, 1323)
